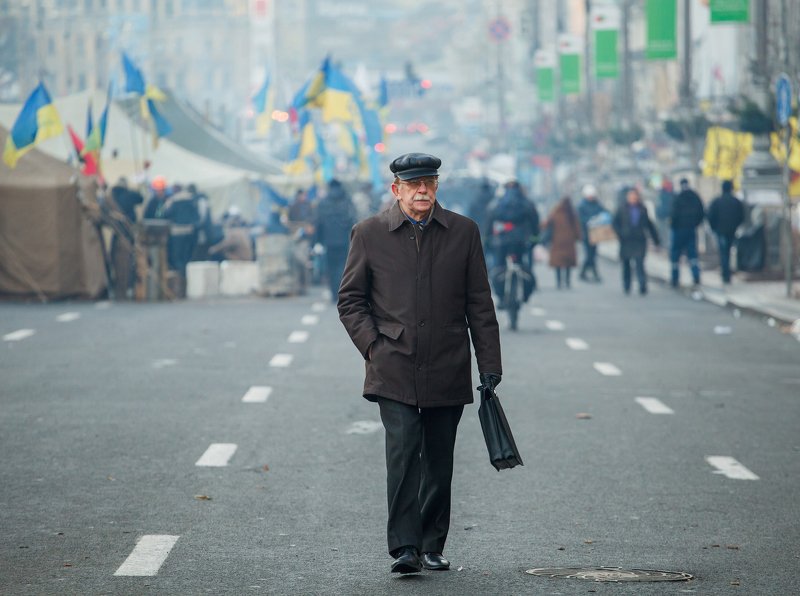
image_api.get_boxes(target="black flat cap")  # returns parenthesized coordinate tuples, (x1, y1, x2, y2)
(389, 152, 442, 180)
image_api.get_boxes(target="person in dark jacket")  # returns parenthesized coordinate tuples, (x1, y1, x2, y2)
(612, 187, 660, 295)
(708, 180, 745, 284)
(670, 178, 705, 288)
(164, 187, 200, 277)
(109, 177, 143, 299)
(314, 179, 357, 302)
(485, 180, 540, 302)
(338, 153, 502, 575)
(577, 184, 606, 282)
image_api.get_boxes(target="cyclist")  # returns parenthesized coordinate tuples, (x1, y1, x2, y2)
(485, 180, 540, 308)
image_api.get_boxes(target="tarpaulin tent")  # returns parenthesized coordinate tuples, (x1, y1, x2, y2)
(0, 126, 106, 300)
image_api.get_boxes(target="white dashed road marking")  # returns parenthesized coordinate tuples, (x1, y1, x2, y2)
(706, 456, 759, 480)
(242, 386, 272, 403)
(114, 535, 179, 576)
(545, 320, 565, 331)
(195, 443, 238, 467)
(301, 315, 319, 325)
(346, 421, 384, 435)
(3, 329, 35, 342)
(593, 362, 622, 376)
(635, 397, 674, 414)
(311, 302, 326, 312)
(152, 359, 177, 369)
(56, 312, 81, 322)
(288, 330, 309, 343)
(565, 338, 589, 351)
(269, 353, 293, 367)
(95, 301, 111, 309)
(530, 307, 546, 316)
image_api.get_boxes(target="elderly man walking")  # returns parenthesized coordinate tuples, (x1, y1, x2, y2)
(338, 153, 503, 574)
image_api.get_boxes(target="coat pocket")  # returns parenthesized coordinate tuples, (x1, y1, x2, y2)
(376, 323, 404, 341)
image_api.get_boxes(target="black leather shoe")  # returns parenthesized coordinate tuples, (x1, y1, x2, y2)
(391, 547, 422, 574)
(421, 552, 450, 571)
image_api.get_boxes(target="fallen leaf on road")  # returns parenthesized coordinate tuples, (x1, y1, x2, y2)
(726, 544, 740, 550)
(575, 413, 592, 419)
(262, 464, 270, 472)
(194, 495, 212, 501)
(557, 546, 565, 551)
(584, 540, 594, 544)
(730, 579, 741, 586)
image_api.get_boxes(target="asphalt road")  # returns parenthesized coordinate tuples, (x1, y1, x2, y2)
(2, 260, 799, 595)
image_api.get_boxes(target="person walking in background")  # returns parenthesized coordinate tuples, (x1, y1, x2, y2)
(543, 196, 581, 289)
(612, 187, 660, 295)
(314, 179, 357, 302)
(485, 178, 539, 304)
(338, 153, 502, 575)
(670, 178, 705, 289)
(655, 177, 674, 244)
(577, 184, 606, 283)
(708, 180, 745, 285)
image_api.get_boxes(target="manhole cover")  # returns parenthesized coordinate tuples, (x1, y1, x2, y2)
(525, 567, 693, 582)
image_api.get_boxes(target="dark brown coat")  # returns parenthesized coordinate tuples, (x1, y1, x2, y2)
(338, 202, 502, 408)
(545, 199, 582, 268)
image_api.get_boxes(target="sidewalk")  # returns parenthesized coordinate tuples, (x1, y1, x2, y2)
(597, 242, 800, 328)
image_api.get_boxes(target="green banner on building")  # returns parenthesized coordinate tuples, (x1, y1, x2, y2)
(710, 0, 749, 23)
(645, 0, 677, 60)
(595, 30, 618, 78)
(558, 35, 582, 95)
(592, 5, 620, 79)
(534, 50, 555, 102)
(536, 67, 555, 102)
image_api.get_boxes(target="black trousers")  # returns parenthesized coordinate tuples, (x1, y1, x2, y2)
(377, 398, 463, 557)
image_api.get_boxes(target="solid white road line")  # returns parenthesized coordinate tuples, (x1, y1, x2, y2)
(565, 338, 589, 351)
(95, 301, 111, 309)
(288, 330, 309, 343)
(593, 362, 622, 376)
(301, 315, 319, 325)
(635, 397, 674, 414)
(195, 443, 237, 467)
(242, 386, 272, 403)
(545, 320, 565, 331)
(530, 307, 546, 316)
(706, 456, 759, 480)
(114, 535, 179, 576)
(269, 353, 293, 367)
(3, 329, 35, 342)
(56, 312, 81, 323)
(311, 302, 326, 312)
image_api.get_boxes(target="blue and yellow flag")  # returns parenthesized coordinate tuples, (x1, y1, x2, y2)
(291, 56, 364, 123)
(122, 52, 146, 95)
(143, 98, 173, 147)
(253, 72, 274, 136)
(3, 82, 64, 168)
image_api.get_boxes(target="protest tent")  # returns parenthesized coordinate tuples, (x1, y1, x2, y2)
(0, 125, 106, 300)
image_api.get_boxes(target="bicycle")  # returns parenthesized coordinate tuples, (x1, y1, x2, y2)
(500, 253, 534, 331)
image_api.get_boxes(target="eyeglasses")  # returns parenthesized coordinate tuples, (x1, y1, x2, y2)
(399, 176, 438, 190)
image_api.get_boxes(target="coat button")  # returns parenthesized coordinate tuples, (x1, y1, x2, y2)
(418, 320, 425, 327)
(410, 235, 415, 240)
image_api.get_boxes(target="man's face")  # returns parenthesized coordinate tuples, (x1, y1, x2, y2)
(392, 176, 438, 221)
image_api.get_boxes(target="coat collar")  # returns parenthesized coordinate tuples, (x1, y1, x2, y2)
(386, 200, 449, 231)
